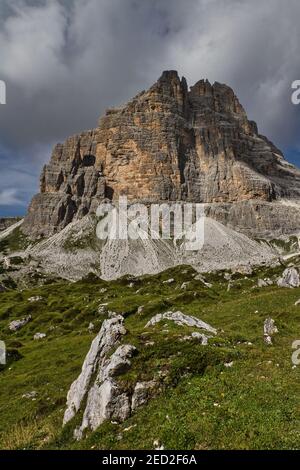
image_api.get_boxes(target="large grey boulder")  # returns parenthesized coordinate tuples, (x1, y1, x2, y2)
(63, 315, 141, 440)
(77, 344, 136, 437)
(63, 315, 126, 426)
(277, 268, 300, 288)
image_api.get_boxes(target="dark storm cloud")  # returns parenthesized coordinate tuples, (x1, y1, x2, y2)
(1, 0, 300, 213)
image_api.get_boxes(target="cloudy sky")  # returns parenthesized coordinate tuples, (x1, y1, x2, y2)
(1, 0, 300, 216)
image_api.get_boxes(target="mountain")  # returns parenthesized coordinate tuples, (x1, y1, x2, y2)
(2, 72, 300, 451)
(22, 70, 300, 240)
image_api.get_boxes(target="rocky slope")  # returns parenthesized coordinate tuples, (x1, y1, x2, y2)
(22, 70, 300, 239)
(21, 215, 275, 281)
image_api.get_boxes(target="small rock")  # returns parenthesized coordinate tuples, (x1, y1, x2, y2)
(294, 299, 300, 306)
(153, 439, 164, 450)
(257, 278, 272, 288)
(137, 306, 144, 314)
(99, 288, 107, 294)
(194, 274, 212, 288)
(224, 361, 234, 368)
(263, 317, 278, 345)
(34, 332, 46, 340)
(123, 424, 137, 432)
(22, 391, 37, 399)
(28, 296, 43, 303)
(181, 331, 209, 345)
(180, 282, 189, 290)
(3, 257, 11, 269)
(108, 310, 118, 318)
(88, 323, 95, 333)
(8, 315, 32, 332)
(163, 278, 175, 284)
(98, 303, 108, 314)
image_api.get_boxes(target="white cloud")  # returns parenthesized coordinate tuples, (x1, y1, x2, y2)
(0, 188, 24, 206)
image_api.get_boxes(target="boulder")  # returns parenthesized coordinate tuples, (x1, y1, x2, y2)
(258, 278, 273, 287)
(63, 315, 126, 426)
(263, 317, 278, 345)
(145, 311, 217, 335)
(181, 331, 210, 345)
(8, 315, 32, 332)
(277, 268, 300, 288)
(77, 344, 136, 437)
(34, 332, 46, 340)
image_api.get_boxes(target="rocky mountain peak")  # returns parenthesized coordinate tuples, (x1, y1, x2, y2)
(22, 70, 300, 239)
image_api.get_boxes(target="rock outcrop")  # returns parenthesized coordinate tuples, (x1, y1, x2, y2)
(263, 317, 278, 345)
(22, 71, 300, 239)
(63, 315, 127, 426)
(64, 310, 218, 438)
(64, 314, 161, 439)
(277, 267, 300, 288)
(77, 343, 136, 438)
(145, 310, 217, 345)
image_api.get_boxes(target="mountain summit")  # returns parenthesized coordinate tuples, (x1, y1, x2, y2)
(23, 71, 300, 239)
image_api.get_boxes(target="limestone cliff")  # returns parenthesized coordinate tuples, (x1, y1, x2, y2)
(22, 71, 300, 238)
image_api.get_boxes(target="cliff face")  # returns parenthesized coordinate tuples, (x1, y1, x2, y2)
(22, 71, 300, 238)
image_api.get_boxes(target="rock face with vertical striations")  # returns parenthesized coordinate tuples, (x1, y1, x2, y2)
(22, 70, 300, 239)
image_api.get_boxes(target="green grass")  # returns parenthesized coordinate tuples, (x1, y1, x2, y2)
(0, 264, 299, 449)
